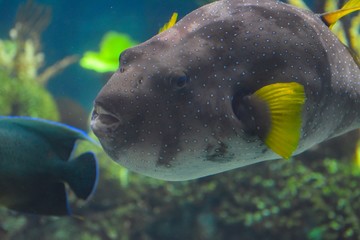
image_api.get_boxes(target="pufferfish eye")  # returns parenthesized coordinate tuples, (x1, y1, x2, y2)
(172, 75, 189, 89)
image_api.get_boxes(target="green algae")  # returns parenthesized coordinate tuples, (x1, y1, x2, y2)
(80, 32, 137, 73)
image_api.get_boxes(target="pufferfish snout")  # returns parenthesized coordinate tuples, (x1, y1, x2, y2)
(91, 104, 122, 137)
(91, 67, 149, 138)
(91, 63, 200, 173)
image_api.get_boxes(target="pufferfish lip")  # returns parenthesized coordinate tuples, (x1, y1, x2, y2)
(91, 104, 122, 137)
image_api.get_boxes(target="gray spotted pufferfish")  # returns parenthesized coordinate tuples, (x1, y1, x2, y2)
(91, 0, 360, 181)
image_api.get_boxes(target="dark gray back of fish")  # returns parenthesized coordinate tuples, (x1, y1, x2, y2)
(92, 0, 360, 180)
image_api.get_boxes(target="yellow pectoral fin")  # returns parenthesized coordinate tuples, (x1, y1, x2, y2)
(254, 82, 306, 159)
(159, 12, 178, 33)
(321, 0, 360, 29)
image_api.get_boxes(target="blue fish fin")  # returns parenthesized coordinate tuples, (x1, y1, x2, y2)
(0, 116, 95, 160)
(9, 182, 71, 216)
(65, 152, 99, 200)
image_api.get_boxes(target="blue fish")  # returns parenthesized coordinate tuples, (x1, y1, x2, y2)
(0, 116, 99, 215)
(91, 0, 360, 181)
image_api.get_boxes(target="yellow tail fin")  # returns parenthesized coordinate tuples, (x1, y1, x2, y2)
(321, 0, 360, 29)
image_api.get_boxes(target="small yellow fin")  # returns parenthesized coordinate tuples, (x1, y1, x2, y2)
(321, 0, 360, 29)
(355, 140, 360, 167)
(254, 82, 306, 159)
(159, 12, 178, 33)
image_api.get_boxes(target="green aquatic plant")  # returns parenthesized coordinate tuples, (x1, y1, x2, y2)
(349, 13, 360, 59)
(80, 31, 138, 73)
(0, 0, 77, 119)
(0, 70, 59, 120)
(0, 40, 17, 70)
(80, 13, 180, 73)
(0, 0, 78, 85)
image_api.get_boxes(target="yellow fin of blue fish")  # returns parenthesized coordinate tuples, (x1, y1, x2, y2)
(254, 82, 306, 159)
(159, 12, 178, 33)
(321, 0, 360, 29)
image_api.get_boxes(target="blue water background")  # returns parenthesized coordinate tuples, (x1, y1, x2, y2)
(0, 0, 199, 112)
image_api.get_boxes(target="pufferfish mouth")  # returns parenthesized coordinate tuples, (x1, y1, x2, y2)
(91, 104, 122, 137)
